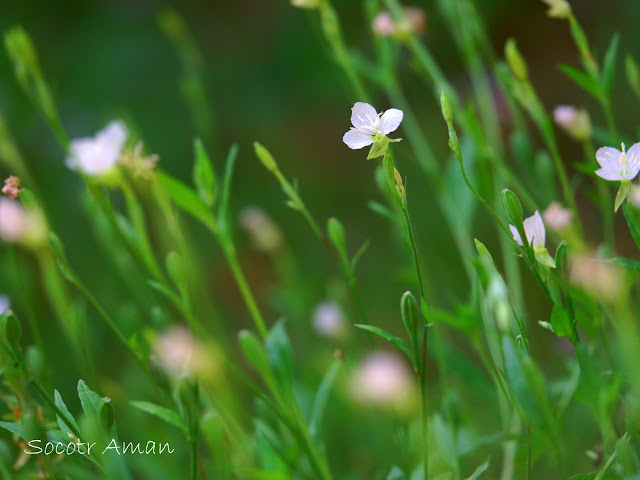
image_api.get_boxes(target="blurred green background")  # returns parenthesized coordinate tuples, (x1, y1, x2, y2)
(0, 0, 638, 478)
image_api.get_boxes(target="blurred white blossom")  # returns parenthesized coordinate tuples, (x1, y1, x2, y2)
(595, 143, 640, 181)
(372, 7, 425, 38)
(67, 120, 127, 176)
(351, 351, 412, 407)
(239, 206, 283, 253)
(312, 302, 345, 338)
(0, 295, 10, 314)
(0, 198, 46, 248)
(343, 102, 403, 150)
(154, 326, 217, 379)
(570, 255, 622, 302)
(553, 105, 590, 141)
(543, 202, 572, 231)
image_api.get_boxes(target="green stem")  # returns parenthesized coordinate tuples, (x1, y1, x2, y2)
(219, 236, 269, 340)
(595, 432, 630, 480)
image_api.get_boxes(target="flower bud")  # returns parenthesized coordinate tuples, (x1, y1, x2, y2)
(505, 39, 528, 81)
(2, 176, 21, 199)
(254, 142, 278, 172)
(541, 0, 571, 19)
(501, 189, 524, 228)
(553, 105, 591, 141)
(290, 0, 319, 9)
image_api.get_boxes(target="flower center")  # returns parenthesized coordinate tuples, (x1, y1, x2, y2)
(352, 112, 384, 137)
(620, 142, 630, 175)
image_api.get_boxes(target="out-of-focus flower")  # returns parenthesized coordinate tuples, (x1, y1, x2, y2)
(631, 186, 640, 208)
(312, 302, 345, 338)
(351, 351, 413, 408)
(343, 102, 403, 152)
(2, 176, 21, 199)
(67, 121, 127, 177)
(118, 142, 159, 179)
(510, 211, 555, 268)
(553, 105, 591, 141)
(543, 202, 572, 231)
(239, 206, 283, 253)
(154, 326, 217, 379)
(290, 0, 319, 9)
(541, 0, 571, 19)
(0, 198, 46, 248)
(570, 254, 622, 302)
(595, 143, 640, 181)
(372, 7, 426, 38)
(0, 295, 10, 314)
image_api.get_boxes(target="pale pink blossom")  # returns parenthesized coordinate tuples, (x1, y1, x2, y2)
(543, 202, 572, 231)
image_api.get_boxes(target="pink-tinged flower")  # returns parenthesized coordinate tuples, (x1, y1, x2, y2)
(543, 202, 572, 231)
(372, 12, 395, 36)
(0, 198, 46, 247)
(351, 351, 413, 407)
(312, 302, 345, 338)
(509, 210, 546, 249)
(239, 206, 283, 253)
(372, 7, 426, 37)
(553, 105, 590, 141)
(509, 211, 555, 268)
(154, 326, 219, 379)
(570, 254, 622, 302)
(343, 102, 403, 150)
(595, 143, 640, 181)
(2, 176, 21, 199)
(67, 121, 128, 176)
(0, 295, 9, 314)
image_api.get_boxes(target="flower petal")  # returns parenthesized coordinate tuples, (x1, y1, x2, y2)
(524, 211, 545, 249)
(595, 146, 621, 168)
(380, 108, 404, 134)
(98, 120, 128, 150)
(595, 167, 623, 181)
(625, 142, 640, 179)
(509, 224, 523, 246)
(343, 129, 373, 150)
(351, 102, 378, 129)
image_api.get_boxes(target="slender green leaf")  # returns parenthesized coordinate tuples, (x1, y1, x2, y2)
(355, 324, 415, 365)
(601, 34, 619, 98)
(558, 64, 601, 99)
(623, 203, 640, 249)
(130, 401, 187, 434)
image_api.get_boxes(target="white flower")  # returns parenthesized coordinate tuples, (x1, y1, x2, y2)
(312, 302, 345, 338)
(343, 102, 403, 150)
(542, 202, 572, 231)
(510, 211, 555, 268)
(372, 12, 395, 36)
(0, 198, 46, 247)
(239, 206, 283, 253)
(0, 295, 10, 314)
(595, 142, 640, 181)
(509, 210, 546, 249)
(553, 105, 590, 141)
(351, 351, 412, 407)
(67, 121, 128, 176)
